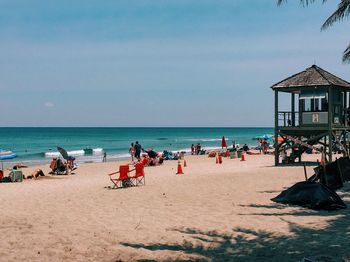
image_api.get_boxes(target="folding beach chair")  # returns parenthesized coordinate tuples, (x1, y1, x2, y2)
(130, 163, 145, 186)
(142, 158, 149, 166)
(107, 165, 130, 189)
(9, 170, 23, 182)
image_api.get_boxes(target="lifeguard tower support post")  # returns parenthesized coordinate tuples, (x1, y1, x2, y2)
(271, 65, 350, 166)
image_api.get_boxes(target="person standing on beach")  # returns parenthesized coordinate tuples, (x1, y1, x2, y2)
(191, 144, 195, 155)
(103, 151, 107, 162)
(134, 141, 142, 160)
(262, 139, 268, 154)
(258, 139, 263, 153)
(196, 143, 201, 155)
(129, 143, 135, 163)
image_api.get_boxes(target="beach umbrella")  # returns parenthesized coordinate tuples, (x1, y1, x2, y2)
(57, 147, 69, 160)
(221, 136, 227, 149)
(272, 136, 285, 143)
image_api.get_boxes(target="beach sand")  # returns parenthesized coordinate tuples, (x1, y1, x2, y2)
(1, 154, 349, 261)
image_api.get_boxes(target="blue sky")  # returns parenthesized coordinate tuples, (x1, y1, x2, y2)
(0, 0, 349, 127)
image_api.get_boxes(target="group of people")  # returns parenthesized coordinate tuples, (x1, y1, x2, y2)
(0, 166, 45, 183)
(190, 143, 202, 155)
(49, 156, 77, 175)
(258, 139, 269, 154)
(129, 141, 143, 162)
(128, 141, 164, 166)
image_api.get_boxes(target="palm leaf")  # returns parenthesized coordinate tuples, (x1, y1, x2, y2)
(343, 43, 350, 63)
(277, 0, 350, 62)
(321, 0, 350, 30)
(277, 0, 326, 6)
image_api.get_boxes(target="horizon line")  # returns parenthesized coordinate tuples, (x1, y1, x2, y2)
(0, 126, 274, 128)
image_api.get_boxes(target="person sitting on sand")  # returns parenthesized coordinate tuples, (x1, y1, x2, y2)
(149, 158, 156, 166)
(149, 155, 165, 166)
(50, 158, 69, 174)
(27, 169, 45, 179)
(145, 149, 158, 159)
(243, 144, 249, 152)
(67, 156, 76, 171)
(50, 158, 57, 171)
(12, 164, 28, 170)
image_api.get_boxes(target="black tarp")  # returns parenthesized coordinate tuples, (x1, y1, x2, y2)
(309, 157, 350, 190)
(271, 181, 346, 211)
(334, 156, 350, 182)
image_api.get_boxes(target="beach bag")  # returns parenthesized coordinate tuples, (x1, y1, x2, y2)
(1, 176, 12, 183)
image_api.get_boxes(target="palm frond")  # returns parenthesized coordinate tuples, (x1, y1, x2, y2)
(277, 0, 326, 7)
(343, 43, 350, 63)
(321, 0, 350, 30)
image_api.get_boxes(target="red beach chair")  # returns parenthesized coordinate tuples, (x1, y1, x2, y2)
(142, 158, 149, 166)
(107, 165, 130, 189)
(130, 163, 145, 186)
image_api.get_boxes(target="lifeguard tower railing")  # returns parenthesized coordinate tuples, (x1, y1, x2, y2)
(278, 111, 299, 127)
(278, 110, 350, 127)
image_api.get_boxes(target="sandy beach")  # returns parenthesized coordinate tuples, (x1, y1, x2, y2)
(1, 154, 349, 262)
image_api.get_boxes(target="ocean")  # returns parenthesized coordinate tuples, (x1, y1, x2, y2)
(0, 127, 273, 166)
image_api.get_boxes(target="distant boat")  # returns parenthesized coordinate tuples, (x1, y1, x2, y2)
(0, 149, 17, 160)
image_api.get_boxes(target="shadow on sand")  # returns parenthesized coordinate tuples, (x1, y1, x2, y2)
(120, 186, 350, 262)
(264, 161, 320, 168)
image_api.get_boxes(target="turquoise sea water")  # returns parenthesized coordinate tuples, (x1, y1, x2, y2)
(0, 127, 273, 165)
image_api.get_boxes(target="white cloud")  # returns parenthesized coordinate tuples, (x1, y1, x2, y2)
(44, 102, 54, 107)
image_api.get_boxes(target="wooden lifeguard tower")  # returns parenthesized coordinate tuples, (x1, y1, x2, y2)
(271, 65, 350, 166)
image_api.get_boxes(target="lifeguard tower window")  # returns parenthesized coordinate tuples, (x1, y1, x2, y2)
(300, 92, 328, 112)
(299, 91, 328, 125)
(302, 98, 328, 112)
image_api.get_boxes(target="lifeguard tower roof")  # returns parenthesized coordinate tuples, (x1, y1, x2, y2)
(271, 65, 350, 91)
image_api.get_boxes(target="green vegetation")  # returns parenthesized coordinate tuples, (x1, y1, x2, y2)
(278, 0, 350, 62)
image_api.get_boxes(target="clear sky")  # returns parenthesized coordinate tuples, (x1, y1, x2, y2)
(0, 0, 349, 127)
